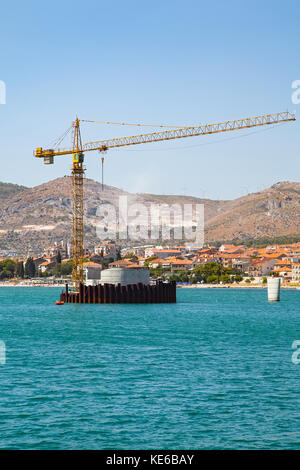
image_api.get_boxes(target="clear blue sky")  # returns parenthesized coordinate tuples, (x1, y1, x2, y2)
(0, 0, 299, 199)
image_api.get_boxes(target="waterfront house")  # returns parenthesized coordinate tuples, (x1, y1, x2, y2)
(39, 260, 56, 273)
(248, 258, 277, 277)
(291, 263, 300, 282)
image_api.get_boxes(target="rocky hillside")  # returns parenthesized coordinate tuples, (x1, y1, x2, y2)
(205, 181, 300, 242)
(0, 178, 299, 255)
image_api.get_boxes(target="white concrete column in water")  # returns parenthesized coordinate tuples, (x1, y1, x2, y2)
(267, 277, 281, 301)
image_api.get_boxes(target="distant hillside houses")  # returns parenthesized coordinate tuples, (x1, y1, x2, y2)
(94, 242, 121, 260)
(3, 239, 300, 284)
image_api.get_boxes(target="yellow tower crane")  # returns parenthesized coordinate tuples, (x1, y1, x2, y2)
(34, 111, 295, 289)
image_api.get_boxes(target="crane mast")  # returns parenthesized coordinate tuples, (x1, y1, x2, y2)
(34, 111, 296, 289)
(72, 118, 84, 288)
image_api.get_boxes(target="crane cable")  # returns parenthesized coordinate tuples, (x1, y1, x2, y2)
(80, 119, 194, 129)
(115, 123, 284, 152)
(52, 124, 73, 149)
(52, 118, 197, 149)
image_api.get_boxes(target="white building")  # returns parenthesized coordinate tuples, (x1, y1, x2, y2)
(292, 263, 300, 282)
(83, 262, 102, 286)
(100, 268, 149, 286)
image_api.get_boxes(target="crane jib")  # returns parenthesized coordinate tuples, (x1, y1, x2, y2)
(34, 111, 295, 159)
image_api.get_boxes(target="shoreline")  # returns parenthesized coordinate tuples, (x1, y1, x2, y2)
(0, 283, 64, 288)
(0, 282, 299, 290)
(178, 283, 300, 289)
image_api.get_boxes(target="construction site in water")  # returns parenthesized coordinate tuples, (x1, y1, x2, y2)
(34, 111, 296, 304)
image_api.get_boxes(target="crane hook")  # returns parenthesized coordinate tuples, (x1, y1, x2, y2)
(101, 156, 104, 191)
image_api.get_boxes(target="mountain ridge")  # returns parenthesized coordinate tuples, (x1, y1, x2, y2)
(0, 178, 299, 255)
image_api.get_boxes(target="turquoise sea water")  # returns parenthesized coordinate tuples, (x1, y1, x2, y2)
(0, 286, 299, 450)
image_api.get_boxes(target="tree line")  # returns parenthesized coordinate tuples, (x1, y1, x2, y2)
(150, 262, 244, 284)
(0, 253, 73, 280)
(0, 258, 34, 279)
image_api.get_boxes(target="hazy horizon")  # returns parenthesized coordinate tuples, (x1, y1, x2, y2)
(1, 175, 299, 202)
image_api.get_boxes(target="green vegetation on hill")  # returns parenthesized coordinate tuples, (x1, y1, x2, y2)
(0, 182, 27, 199)
(215, 235, 300, 248)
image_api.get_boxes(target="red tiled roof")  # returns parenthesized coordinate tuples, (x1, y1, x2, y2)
(82, 262, 101, 267)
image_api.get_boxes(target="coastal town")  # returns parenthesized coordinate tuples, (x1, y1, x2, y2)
(1, 239, 300, 287)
